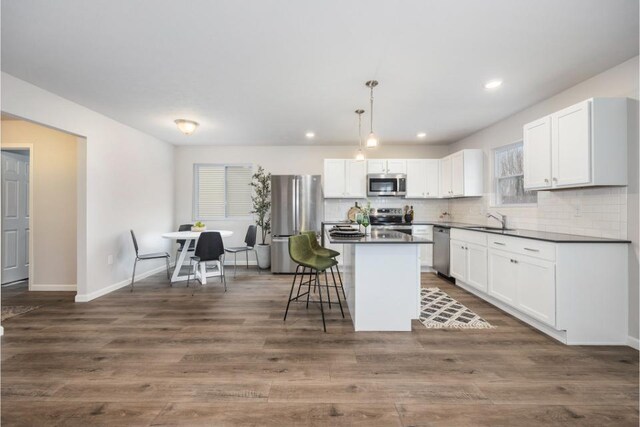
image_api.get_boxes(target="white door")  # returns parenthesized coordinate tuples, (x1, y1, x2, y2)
(323, 160, 346, 198)
(466, 242, 488, 292)
(449, 239, 467, 282)
(2, 151, 30, 284)
(367, 159, 386, 174)
(345, 160, 367, 198)
(552, 100, 591, 187)
(440, 156, 452, 197)
(386, 159, 407, 174)
(451, 151, 464, 196)
(425, 159, 440, 198)
(516, 255, 556, 326)
(523, 116, 552, 189)
(488, 249, 517, 306)
(405, 160, 427, 198)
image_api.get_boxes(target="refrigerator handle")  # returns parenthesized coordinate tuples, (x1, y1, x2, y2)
(293, 176, 299, 234)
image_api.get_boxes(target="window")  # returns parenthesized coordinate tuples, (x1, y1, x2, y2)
(494, 142, 537, 206)
(194, 164, 253, 219)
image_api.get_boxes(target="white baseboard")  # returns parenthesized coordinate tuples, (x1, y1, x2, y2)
(0, 326, 4, 336)
(75, 264, 170, 303)
(627, 336, 640, 350)
(30, 284, 77, 291)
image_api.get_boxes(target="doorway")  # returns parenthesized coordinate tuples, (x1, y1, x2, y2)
(1, 149, 30, 286)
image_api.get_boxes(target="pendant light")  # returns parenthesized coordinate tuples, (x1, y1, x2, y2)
(365, 80, 379, 148)
(355, 109, 365, 161)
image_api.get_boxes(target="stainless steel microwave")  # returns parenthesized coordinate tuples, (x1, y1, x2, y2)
(367, 174, 407, 197)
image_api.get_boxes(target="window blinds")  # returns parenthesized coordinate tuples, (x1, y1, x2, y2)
(195, 165, 252, 218)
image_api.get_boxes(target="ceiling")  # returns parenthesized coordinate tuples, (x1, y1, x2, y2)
(2, 0, 638, 146)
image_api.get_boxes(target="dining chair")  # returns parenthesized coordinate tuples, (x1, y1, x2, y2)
(130, 229, 171, 292)
(224, 225, 259, 277)
(188, 231, 226, 295)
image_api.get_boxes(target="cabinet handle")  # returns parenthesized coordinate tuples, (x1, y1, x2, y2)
(524, 247, 539, 252)
(510, 259, 518, 263)
(544, 178, 549, 183)
(552, 177, 558, 182)
(426, 192, 430, 195)
(493, 242, 506, 246)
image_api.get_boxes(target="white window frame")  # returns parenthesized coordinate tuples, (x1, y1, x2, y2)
(491, 140, 537, 207)
(193, 163, 254, 220)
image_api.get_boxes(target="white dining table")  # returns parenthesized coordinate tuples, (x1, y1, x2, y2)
(162, 230, 233, 284)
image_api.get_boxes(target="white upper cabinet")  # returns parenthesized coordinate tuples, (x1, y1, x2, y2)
(386, 159, 407, 174)
(440, 149, 483, 198)
(552, 100, 592, 187)
(367, 159, 406, 174)
(345, 160, 367, 198)
(523, 98, 628, 190)
(323, 159, 366, 198)
(405, 159, 440, 198)
(323, 159, 347, 198)
(523, 116, 552, 189)
(366, 159, 386, 174)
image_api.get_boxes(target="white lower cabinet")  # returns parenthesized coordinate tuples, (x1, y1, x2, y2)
(487, 249, 518, 306)
(488, 247, 555, 327)
(450, 230, 488, 292)
(516, 255, 555, 326)
(453, 230, 628, 345)
(413, 225, 433, 269)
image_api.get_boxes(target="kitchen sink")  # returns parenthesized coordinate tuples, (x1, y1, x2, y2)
(467, 226, 515, 232)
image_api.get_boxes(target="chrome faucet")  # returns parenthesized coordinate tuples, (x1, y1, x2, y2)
(487, 212, 507, 230)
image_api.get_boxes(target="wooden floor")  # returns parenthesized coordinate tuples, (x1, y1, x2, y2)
(1, 270, 638, 426)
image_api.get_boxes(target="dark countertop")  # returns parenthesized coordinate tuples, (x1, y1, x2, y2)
(326, 229, 433, 245)
(321, 221, 631, 244)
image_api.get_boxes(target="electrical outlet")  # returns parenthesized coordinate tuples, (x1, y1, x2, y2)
(574, 205, 582, 217)
(107, 255, 113, 265)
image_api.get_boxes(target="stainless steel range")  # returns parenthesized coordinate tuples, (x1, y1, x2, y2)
(370, 208, 412, 235)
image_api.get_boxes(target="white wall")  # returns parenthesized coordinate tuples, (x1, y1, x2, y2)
(447, 56, 640, 343)
(2, 120, 78, 289)
(174, 144, 449, 260)
(1, 72, 175, 301)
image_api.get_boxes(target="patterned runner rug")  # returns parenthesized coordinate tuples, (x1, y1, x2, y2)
(419, 287, 494, 329)
(2, 305, 40, 321)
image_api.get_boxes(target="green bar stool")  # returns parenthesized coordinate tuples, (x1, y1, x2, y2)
(284, 234, 344, 332)
(302, 231, 346, 300)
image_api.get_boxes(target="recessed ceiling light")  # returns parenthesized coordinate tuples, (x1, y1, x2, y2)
(484, 79, 503, 89)
(417, 132, 427, 138)
(305, 132, 315, 138)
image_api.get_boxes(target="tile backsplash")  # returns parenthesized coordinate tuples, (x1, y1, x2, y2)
(448, 187, 628, 239)
(325, 186, 628, 240)
(324, 197, 450, 222)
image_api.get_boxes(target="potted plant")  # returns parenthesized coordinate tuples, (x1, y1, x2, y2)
(250, 165, 272, 269)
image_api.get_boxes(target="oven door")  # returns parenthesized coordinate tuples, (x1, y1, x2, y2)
(367, 175, 399, 196)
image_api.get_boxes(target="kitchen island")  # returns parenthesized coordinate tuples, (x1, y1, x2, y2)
(326, 229, 432, 331)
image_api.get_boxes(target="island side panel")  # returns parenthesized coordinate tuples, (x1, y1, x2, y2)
(353, 244, 421, 331)
(343, 244, 357, 329)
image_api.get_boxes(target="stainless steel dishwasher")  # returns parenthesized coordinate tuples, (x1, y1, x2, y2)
(433, 226, 451, 277)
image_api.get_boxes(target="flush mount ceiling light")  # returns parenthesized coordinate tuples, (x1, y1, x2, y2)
(355, 109, 366, 161)
(365, 80, 379, 148)
(417, 132, 427, 138)
(484, 79, 503, 89)
(305, 131, 315, 139)
(174, 119, 199, 135)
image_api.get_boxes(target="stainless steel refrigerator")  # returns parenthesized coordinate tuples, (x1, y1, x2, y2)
(271, 175, 323, 273)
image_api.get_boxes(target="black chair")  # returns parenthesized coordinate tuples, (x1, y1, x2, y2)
(224, 225, 259, 277)
(188, 231, 227, 295)
(175, 224, 196, 270)
(130, 230, 171, 291)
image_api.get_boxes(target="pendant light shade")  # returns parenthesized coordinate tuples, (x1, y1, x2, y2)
(355, 109, 365, 161)
(365, 80, 379, 148)
(175, 119, 199, 135)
